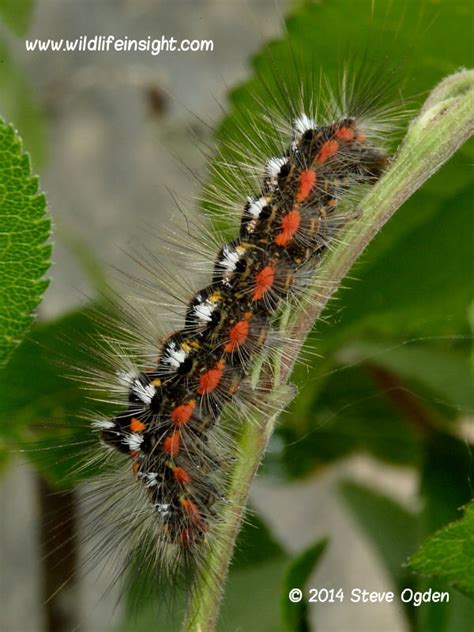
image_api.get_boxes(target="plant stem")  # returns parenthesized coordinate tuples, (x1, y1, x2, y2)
(182, 70, 474, 632)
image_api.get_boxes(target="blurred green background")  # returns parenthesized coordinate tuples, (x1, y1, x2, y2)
(0, 1, 472, 631)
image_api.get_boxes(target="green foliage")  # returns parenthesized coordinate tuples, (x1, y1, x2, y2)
(120, 559, 289, 632)
(336, 341, 474, 414)
(0, 304, 115, 483)
(274, 363, 421, 479)
(340, 482, 420, 626)
(232, 510, 286, 569)
(202, 0, 474, 628)
(0, 118, 50, 367)
(281, 538, 328, 632)
(207, 0, 474, 482)
(1, 1, 472, 631)
(413, 432, 474, 631)
(217, 559, 288, 632)
(339, 434, 474, 632)
(283, 170, 473, 464)
(216, 514, 288, 632)
(421, 432, 474, 534)
(120, 514, 289, 632)
(319, 183, 473, 342)
(0, 0, 34, 36)
(410, 501, 474, 600)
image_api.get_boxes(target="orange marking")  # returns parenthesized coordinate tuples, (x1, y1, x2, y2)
(275, 209, 301, 246)
(316, 139, 339, 163)
(253, 265, 275, 300)
(197, 360, 224, 394)
(356, 133, 366, 142)
(130, 449, 139, 476)
(296, 169, 316, 203)
(171, 400, 196, 426)
(327, 199, 337, 208)
(130, 417, 146, 432)
(335, 127, 355, 141)
(224, 319, 250, 352)
(163, 431, 180, 457)
(173, 467, 191, 485)
(180, 497, 202, 526)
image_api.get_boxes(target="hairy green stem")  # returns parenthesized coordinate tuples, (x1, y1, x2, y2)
(182, 70, 474, 632)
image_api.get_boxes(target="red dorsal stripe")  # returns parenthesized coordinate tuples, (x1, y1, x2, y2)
(316, 139, 339, 163)
(335, 126, 355, 140)
(171, 400, 196, 426)
(173, 467, 191, 485)
(253, 265, 275, 300)
(163, 431, 180, 457)
(180, 497, 202, 527)
(224, 319, 250, 352)
(275, 209, 301, 246)
(296, 169, 316, 203)
(197, 361, 224, 394)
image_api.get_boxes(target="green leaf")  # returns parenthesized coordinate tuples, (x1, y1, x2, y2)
(277, 182, 473, 477)
(0, 0, 34, 36)
(421, 432, 474, 534)
(232, 509, 285, 570)
(219, 558, 288, 632)
(281, 538, 328, 632)
(469, 300, 474, 378)
(319, 183, 474, 343)
(0, 305, 111, 484)
(409, 501, 474, 600)
(275, 365, 421, 478)
(414, 432, 474, 631)
(215, 1, 474, 488)
(0, 118, 50, 367)
(336, 341, 474, 415)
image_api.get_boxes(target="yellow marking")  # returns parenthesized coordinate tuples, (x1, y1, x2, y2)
(181, 339, 201, 352)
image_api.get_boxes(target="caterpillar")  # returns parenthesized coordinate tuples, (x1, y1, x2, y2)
(82, 70, 395, 592)
(6, 9, 409, 626)
(3, 0, 472, 630)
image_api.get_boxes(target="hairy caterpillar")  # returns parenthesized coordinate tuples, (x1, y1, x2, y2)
(8, 12, 412, 630)
(2, 0, 473, 629)
(75, 68, 398, 598)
